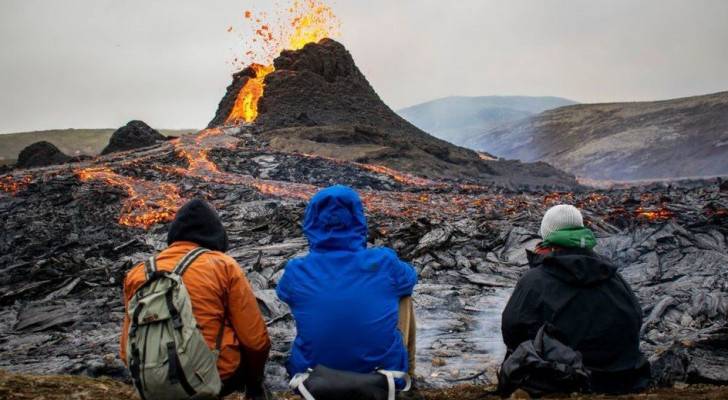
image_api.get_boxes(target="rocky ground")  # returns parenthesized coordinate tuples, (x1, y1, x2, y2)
(0, 125, 726, 394)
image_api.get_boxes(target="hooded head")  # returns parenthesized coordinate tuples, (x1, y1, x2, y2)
(540, 204, 584, 240)
(303, 185, 367, 252)
(167, 198, 229, 252)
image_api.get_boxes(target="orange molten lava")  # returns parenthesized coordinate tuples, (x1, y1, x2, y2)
(0, 175, 32, 195)
(635, 207, 674, 221)
(252, 181, 317, 200)
(358, 163, 436, 187)
(173, 127, 238, 177)
(76, 167, 184, 228)
(227, 64, 275, 123)
(226, 0, 340, 124)
(286, 0, 341, 51)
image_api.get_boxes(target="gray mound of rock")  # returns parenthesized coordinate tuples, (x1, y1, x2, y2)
(16, 141, 71, 169)
(101, 120, 166, 155)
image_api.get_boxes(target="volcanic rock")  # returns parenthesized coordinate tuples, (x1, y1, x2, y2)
(0, 128, 727, 388)
(210, 39, 577, 189)
(16, 141, 71, 169)
(101, 120, 166, 155)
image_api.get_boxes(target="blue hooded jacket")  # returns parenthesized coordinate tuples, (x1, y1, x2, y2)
(276, 185, 418, 377)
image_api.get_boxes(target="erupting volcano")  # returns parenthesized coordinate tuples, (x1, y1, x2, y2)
(208, 4, 576, 187)
(224, 0, 340, 124)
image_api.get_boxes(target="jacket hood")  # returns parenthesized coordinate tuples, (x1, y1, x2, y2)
(528, 248, 617, 286)
(303, 185, 367, 252)
(167, 198, 229, 252)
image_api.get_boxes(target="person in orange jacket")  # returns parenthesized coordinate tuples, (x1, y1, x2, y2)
(120, 199, 271, 399)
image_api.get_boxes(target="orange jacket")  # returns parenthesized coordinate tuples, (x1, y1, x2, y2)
(120, 241, 271, 382)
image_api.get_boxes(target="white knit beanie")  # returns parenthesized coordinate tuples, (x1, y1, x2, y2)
(539, 204, 584, 240)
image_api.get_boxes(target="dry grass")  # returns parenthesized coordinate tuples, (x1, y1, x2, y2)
(1, 370, 727, 400)
(0, 370, 137, 400)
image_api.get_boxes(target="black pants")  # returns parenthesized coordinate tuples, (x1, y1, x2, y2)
(219, 361, 247, 397)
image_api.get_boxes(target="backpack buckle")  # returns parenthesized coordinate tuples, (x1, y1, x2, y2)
(172, 315, 183, 329)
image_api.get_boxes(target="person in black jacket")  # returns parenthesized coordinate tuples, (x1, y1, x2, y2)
(501, 204, 651, 394)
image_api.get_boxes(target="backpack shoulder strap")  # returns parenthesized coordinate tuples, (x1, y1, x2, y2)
(377, 370, 411, 400)
(143, 256, 157, 281)
(289, 372, 315, 400)
(172, 247, 209, 276)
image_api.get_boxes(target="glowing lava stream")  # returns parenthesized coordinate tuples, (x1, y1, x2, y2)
(75, 127, 317, 229)
(76, 166, 185, 229)
(227, 64, 275, 123)
(75, 128, 237, 229)
(0, 175, 32, 195)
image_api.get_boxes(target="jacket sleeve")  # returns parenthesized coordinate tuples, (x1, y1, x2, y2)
(501, 276, 544, 352)
(226, 259, 271, 388)
(385, 249, 418, 297)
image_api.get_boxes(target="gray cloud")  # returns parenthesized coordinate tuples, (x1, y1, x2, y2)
(1, 0, 727, 133)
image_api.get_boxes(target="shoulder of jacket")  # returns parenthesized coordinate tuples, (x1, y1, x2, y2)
(518, 266, 550, 287)
(123, 262, 146, 291)
(197, 250, 235, 265)
(284, 257, 304, 271)
(125, 261, 145, 279)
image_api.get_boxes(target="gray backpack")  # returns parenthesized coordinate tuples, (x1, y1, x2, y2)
(125, 247, 223, 400)
(498, 324, 591, 396)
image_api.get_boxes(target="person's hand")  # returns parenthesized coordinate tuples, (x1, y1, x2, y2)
(245, 383, 272, 400)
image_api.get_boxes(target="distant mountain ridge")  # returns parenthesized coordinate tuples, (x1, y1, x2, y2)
(397, 96, 577, 146)
(467, 91, 728, 180)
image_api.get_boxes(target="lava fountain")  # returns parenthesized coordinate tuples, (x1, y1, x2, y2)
(225, 0, 340, 124)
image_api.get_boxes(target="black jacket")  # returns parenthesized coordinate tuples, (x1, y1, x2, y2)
(501, 248, 650, 393)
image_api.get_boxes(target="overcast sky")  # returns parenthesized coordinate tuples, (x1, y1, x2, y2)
(1, 0, 727, 133)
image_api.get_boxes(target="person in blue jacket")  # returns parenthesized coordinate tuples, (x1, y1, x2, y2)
(276, 185, 418, 380)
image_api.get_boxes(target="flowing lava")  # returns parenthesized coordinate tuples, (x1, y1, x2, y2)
(0, 175, 32, 195)
(226, 64, 275, 123)
(75, 128, 236, 229)
(76, 167, 184, 228)
(226, 0, 340, 124)
(357, 163, 437, 187)
(295, 152, 438, 187)
(635, 207, 674, 221)
(172, 127, 239, 177)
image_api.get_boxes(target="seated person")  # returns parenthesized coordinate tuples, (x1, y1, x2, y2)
(277, 185, 418, 382)
(501, 204, 650, 394)
(120, 199, 271, 399)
